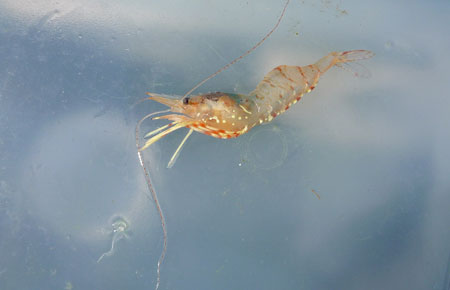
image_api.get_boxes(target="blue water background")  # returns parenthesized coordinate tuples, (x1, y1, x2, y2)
(1, 0, 449, 289)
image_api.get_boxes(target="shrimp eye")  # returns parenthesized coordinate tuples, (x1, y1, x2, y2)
(182, 97, 190, 105)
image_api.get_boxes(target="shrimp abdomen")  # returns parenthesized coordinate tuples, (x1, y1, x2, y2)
(249, 50, 374, 121)
(249, 64, 316, 121)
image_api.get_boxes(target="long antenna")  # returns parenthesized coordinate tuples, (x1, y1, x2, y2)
(182, 0, 290, 98)
(135, 110, 170, 290)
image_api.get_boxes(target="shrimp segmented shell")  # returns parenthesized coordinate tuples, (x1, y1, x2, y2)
(140, 50, 374, 166)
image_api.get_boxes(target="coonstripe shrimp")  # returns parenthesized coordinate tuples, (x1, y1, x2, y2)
(139, 49, 374, 166)
(135, 1, 291, 290)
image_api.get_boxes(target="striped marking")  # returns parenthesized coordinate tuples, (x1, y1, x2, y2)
(297, 66, 310, 87)
(239, 105, 252, 114)
(189, 122, 249, 139)
(263, 79, 276, 88)
(296, 66, 306, 79)
(276, 66, 289, 80)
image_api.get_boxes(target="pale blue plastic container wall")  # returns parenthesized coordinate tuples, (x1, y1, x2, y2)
(1, 0, 449, 289)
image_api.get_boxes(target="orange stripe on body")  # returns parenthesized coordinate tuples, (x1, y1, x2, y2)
(297, 66, 310, 87)
(263, 79, 276, 88)
(296, 66, 306, 78)
(309, 64, 322, 74)
(276, 66, 289, 80)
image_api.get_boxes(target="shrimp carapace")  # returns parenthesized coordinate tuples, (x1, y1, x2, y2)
(140, 49, 374, 166)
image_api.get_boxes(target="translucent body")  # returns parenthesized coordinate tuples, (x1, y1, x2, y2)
(97, 217, 130, 263)
(140, 50, 374, 151)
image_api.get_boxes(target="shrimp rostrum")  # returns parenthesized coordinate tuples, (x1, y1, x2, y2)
(139, 49, 373, 167)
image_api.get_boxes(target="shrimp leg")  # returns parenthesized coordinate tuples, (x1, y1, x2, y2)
(143, 121, 194, 167)
(144, 123, 172, 139)
(139, 121, 191, 151)
(167, 128, 194, 168)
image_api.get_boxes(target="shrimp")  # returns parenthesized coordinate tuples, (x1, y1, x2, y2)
(135, 1, 291, 289)
(139, 49, 374, 167)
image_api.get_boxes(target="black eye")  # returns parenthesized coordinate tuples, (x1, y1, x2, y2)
(183, 97, 190, 105)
